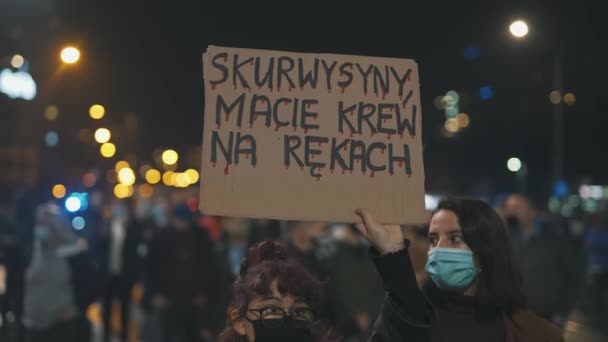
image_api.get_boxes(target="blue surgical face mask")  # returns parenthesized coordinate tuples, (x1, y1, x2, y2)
(425, 247, 478, 290)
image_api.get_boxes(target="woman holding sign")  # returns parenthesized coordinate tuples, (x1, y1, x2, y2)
(218, 238, 432, 341)
(356, 198, 565, 342)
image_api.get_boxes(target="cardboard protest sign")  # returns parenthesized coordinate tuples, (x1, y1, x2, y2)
(200, 46, 426, 225)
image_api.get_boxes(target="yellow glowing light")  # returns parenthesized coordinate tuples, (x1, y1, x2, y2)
(94, 128, 111, 143)
(100, 143, 116, 158)
(115, 161, 130, 172)
(138, 184, 154, 198)
(509, 20, 529, 38)
(549, 90, 562, 105)
(60, 46, 80, 64)
(456, 113, 470, 128)
(185, 169, 200, 184)
(113, 184, 133, 199)
(11, 54, 24, 68)
(444, 118, 459, 133)
(162, 171, 174, 186)
(161, 149, 178, 165)
(145, 169, 161, 184)
(52, 184, 66, 199)
(563, 93, 576, 106)
(117, 167, 136, 186)
(44, 105, 59, 121)
(175, 173, 190, 188)
(89, 104, 105, 119)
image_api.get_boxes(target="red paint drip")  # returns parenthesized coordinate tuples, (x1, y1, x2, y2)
(275, 125, 280, 131)
(343, 145, 348, 151)
(224, 164, 230, 175)
(307, 103, 311, 109)
(407, 74, 412, 81)
(316, 177, 321, 182)
(340, 72, 344, 77)
(211, 84, 216, 90)
(370, 132, 375, 137)
(382, 91, 386, 100)
(250, 60, 253, 65)
(318, 143, 322, 147)
(399, 161, 403, 168)
(342, 169, 345, 175)
(289, 86, 293, 92)
(381, 148, 385, 155)
(410, 134, 415, 140)
(304, 129, 308, 134)
(356, 159, 360, 163)
(370, 171, 375, 178)
(399, 133, 404, 139)
(293, 126, 297, 131)
(402, 101, 407, 108)
(328, 88, 331, 94)
(216, 123, 220, 129)
(285, 165, 289, 170)
(330, 168, 334, 174)
(300, 86, 304, 91)
(364, 91, 367, 96)
(350, 131, 355, 138)
(248, 87, 251, 93)
(224, 55, 228, 62)
(387, 134, 392, 140)
(245, 153, 250, 159)
(341, 87, 345, 94)
(212, 162, 216, 167)
(225, 115, 230, 122)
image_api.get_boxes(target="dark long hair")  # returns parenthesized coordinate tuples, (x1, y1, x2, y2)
(218, 240, 335, 342)
(432, 198, 526, 314)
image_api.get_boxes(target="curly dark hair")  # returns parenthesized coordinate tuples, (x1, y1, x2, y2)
(218, 240, 337, 342)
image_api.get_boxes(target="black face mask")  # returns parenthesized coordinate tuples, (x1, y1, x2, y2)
(251, 319, 312, 342)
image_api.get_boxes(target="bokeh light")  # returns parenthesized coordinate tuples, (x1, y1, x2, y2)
(563, 93, 576, 106)
(72, 216, 86, 230)
(162, 171, 174, 186)
(52, 184, 66, 199)
(89, 104, 105, 119)
(507, 157, 522, 172)
(549, 90, 562, 105)
(94, 128, 111, 143)
(10, 54, 24, 68)
(44, 131, 59, 147)
(145, 169, 161, 184)
(456, 113, 470, 128)
(138, 184, 154, 199)
(162, 149, 179, 165)
(60, 46, 80, 64)
(185, 169, 200, 184)
(509, 20, 529, 38)
(117, 167, 136, 186)
(113, 184, 133, 199)
(44, 105, 59, 121)
(115, 160, 130, 172)
(65, 195, 82, 212)
(444, 118, 459, 133)
(479, 86, 494, 100)
(100, 143, 116, 158)
(175, 173, 190, 188)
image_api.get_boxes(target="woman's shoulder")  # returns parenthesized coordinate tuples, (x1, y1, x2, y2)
(506, 309, 564, 342)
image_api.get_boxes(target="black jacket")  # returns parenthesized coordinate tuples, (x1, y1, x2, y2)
(368, 240, 433, 341)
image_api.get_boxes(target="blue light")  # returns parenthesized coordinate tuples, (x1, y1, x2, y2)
(44, 131, 59, 147)
(72, 216, 86, 230)
(479, 86, 494, 100)
(553, 180, 568, 199)
(77, 192, 89, 211)
(65, 195, 82, 213)
(464, 46, 480, 61)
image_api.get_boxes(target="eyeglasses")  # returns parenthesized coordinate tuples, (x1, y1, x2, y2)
(247, 306, 315, 328)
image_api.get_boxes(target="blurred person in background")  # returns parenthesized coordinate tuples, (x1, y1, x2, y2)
(327, 224, 384, 340)
(285, 221, 359, 339)
(22, 202, 100, 342)
(502, 193, 578, 327)
(144, 203, 217, 342)
(585, 200, 608, 316)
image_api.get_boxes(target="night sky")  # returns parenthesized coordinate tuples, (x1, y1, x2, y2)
(2, 0, 607, 198)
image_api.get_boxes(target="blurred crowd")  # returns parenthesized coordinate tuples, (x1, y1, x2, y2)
(0, 186, 607, 342)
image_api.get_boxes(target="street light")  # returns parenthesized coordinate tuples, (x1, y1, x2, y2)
(509, 20, 529, 38)
(60, 47, 80, 64)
